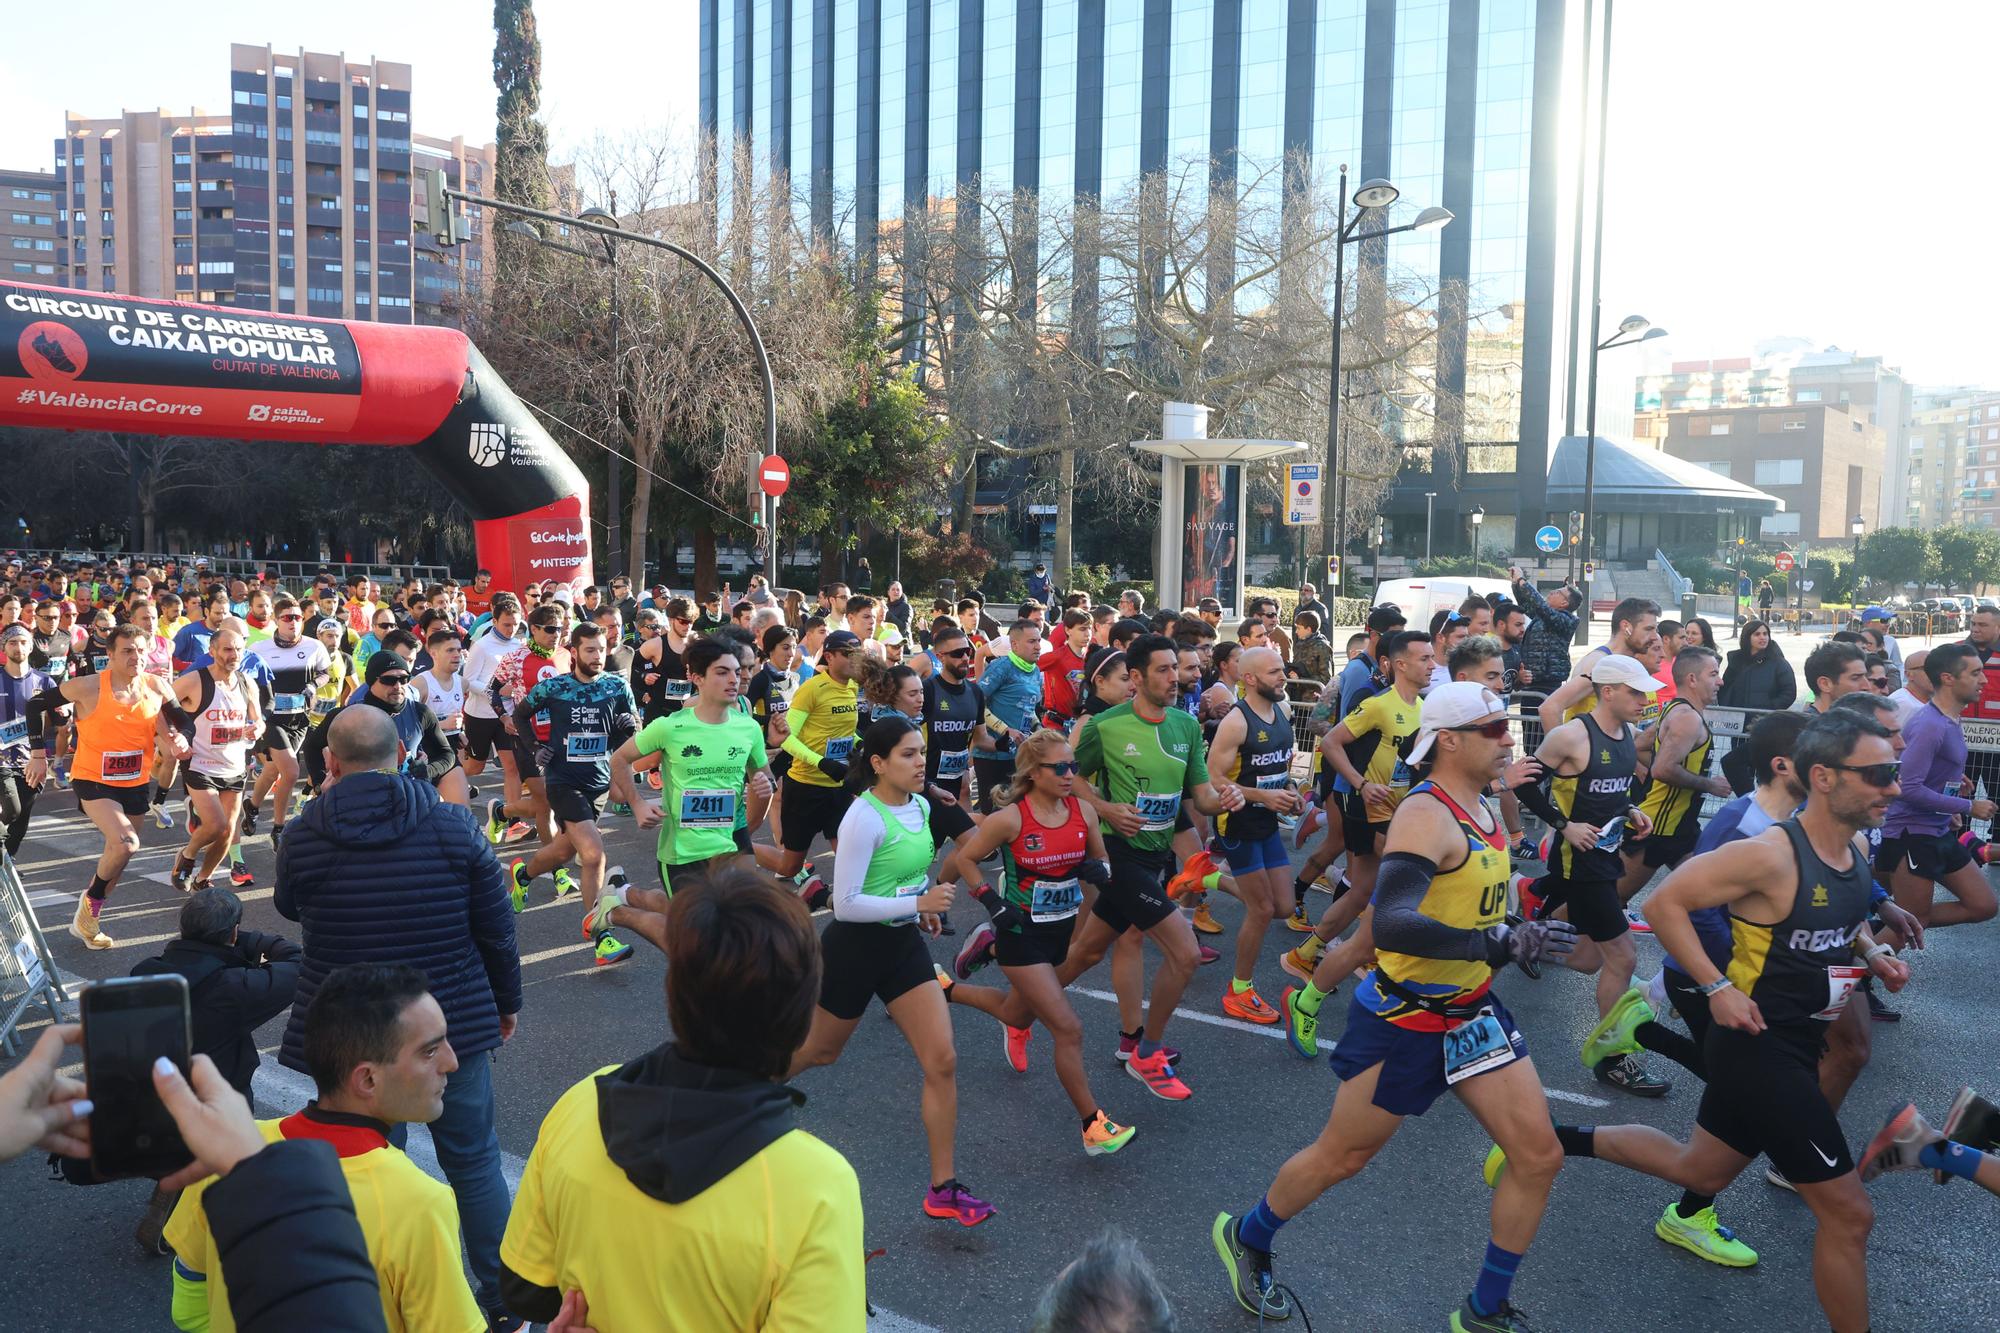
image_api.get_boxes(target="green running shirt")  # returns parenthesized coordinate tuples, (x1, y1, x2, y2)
(635, 707, 767, 864)
(1073, 701, 1210, 853)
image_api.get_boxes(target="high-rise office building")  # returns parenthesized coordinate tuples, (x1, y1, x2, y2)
(50, 44, 492, 326)
(1, 168, 64, 284)
(700, 0, 1576, 531)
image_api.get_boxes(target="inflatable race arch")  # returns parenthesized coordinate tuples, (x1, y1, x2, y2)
(0, 282, 590, 589)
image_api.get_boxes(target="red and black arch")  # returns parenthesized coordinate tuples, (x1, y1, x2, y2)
(0, 282, 590, 590)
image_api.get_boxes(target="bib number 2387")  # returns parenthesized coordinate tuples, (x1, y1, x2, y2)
(1443, 1011, 1520, 1085)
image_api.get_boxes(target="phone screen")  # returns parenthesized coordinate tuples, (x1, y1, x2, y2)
(82, 976, 192, 1179)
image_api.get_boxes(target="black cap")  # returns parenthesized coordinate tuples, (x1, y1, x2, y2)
(365, 653, 412, 685)
(1367, 605, 1407, 633)
(822, 629, 865, 654)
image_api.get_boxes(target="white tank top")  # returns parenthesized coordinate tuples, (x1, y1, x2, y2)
(190, 670, 256, 779)
(421, 670, 465, 735)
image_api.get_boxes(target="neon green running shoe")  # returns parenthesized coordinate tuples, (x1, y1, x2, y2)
(1482, 1143, 1508, 1188)
(553, 867, 578, 899)
(1082, 1110, 1136, 1156)
(507, 860, 532, 913)
(592, 931, 632, 966)
(1581, 986, 1654, 1070)
(1280, 986, 1318, 1060)
(1450, 1298, 1533, 1331)
(1654, 1201, 1758, 1267)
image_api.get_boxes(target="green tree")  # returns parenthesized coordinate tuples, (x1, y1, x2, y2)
(493, 0, 553, 216)
(1857, 527, 1936, 596)
(1931, 525, 1999, 595)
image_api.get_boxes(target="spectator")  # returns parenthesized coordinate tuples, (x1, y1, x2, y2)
(276, 707, 522, 1330)
(165, 964, 485, 1333)
(129, 886, 303, 1254)
(1296, 582, 1330, 632)
(1027, 562, 1054, 604)
(745, 574, 775, 608)
(1888, 648, 1931, 725)
(882, 579, 912, 634)
(1033, 1229, 1176, 1333)
(1508, 567, 1580, 698)
(1719, 618, 1797, 711)
(1757, 579, 1775, 615)
(500, 867, 864, 1330)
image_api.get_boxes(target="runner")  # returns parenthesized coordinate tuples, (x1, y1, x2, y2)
(613, 636, 768, 896)
(1514, 653, 1664, 1096)
(1535, 597, 1658, 732)
(171, 588, 232, 674)
(939, 728, 1135, 1156)
(1040, 608, 1093, 730)
(1618, 646, 1730, 914)
(633, 596, 696, 724)
(773, 629, 866, 888)
(1206, 646, 1301, 1024)
(242, 595, 328, 840)
(168, 622, 263, 892)
(1519, 710, 1909, 1333)
(28, 623, 192, 949)
(1215, 683, 1576, 1329)
(974, 617, 1045, 814)
(301, 652, 458, 793)
(785, 717, 994, 1227)
(414, 626, 471, 807)
(462, 593, 527, 840)
(507, 623, 640, 964)
(489, 603, 570, 850)
(1879, 643, 1998, 936)
(0, 623, 54, 859)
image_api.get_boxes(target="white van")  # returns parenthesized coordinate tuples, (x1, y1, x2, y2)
(1371, 576, 1515, 631)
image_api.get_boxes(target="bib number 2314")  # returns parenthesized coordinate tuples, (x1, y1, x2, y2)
(1443, 1010, 1520, 1085)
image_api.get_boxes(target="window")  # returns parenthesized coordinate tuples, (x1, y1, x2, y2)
(1796, 389, 1822, 402)
(197, 261, 234, 274)
(8, 238, 28, 249)
(34, 239, 52, 251)
(1761, 512, 1801, 537)
(356, 290, 370, 305)
(353, 167, 370, 182)
(1706, 418, 1730, 436)
(277, 284, 296, 300)
(9, 213, 29, 225)
(7, 188, 24, 199)
(1754, 459, 1805, 486)
(1781, 417, 1806, 432)
(1699, 461, 1731, 479)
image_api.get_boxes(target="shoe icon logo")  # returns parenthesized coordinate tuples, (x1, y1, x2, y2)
(19, 321, 86, 381)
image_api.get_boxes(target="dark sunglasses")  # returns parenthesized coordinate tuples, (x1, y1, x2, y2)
(1832, 761, 1900, 788)
(1041, 761, 1081, 776)
(278, 613, 303, 622)
(1447, 719, 1513, 740)
(940, 646, 973, 659)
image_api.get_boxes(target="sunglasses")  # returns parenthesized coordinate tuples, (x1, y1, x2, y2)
(1041, 761, 1081, 776)
(1831, 761, 1900, 788)
(940, 646, 973, 659)
(278, 613, 303, 622)
(1447, 719, 1513, 740)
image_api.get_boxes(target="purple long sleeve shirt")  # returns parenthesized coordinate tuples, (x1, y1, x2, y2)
(1883, 701, 1972, 837)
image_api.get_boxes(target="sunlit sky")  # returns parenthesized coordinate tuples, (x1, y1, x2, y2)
(3, 0, 1990, 390)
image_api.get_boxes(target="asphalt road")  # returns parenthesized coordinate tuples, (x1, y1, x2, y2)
(2, 709, 1996, 1332)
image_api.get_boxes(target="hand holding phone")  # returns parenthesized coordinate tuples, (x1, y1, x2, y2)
(0, 1024, 91, 1162)
(81, 975, 192, 1180)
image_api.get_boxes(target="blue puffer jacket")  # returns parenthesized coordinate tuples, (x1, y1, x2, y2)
(275, 771, 521, 1072)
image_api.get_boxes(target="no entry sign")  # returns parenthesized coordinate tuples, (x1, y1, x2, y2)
(759, 454, 791, 498)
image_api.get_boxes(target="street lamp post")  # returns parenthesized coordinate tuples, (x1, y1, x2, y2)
(1579, 314, 1668, 639)
(1470, 505, 1486, 578)
(1322, 165, 1452, 597)
(1851, 513, 1865, 601)
(1424, 491, 1438, 563)
(1371, 515, 1385, 592)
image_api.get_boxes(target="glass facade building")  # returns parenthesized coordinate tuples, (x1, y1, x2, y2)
(700, 0, 1577, 525)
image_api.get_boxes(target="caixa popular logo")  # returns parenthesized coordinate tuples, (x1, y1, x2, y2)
(468, 422, 509, 467)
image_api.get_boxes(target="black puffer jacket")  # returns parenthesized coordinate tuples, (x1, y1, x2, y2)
(131, 932, 301, 1095)
(1720, 647, 1797, 711)
(274, 771, 520, 1071)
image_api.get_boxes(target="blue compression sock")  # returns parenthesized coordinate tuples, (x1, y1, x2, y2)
(1469, 1241, 1524, 1318)
(1236, 1195, 1287, 1253)
(1138, 1039, 1161, 1059)
(1921, 1140, 1986, 1182)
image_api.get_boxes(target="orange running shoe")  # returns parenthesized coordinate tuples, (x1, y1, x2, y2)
(1167, 849, 1218, 901)
(1280, 944, 1319, 983)
(1221, 986, 1281, 1024)
(1190, 902, 1223, 934)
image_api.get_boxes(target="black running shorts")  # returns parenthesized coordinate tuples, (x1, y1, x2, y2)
(1696, 1024, 1852, 1186)
(1089, 838, 1176, 934)
(817, 919, 936, 1021)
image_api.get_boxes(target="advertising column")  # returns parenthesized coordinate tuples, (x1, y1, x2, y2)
(1179, 462, 1243, 615)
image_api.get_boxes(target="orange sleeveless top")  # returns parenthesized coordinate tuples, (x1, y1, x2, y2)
(74, 676, 163, 786)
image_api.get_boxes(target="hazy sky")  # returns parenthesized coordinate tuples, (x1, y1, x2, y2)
(3, 1, 1989, 389)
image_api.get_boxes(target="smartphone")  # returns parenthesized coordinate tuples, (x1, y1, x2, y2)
(80, 974, 192, 1180)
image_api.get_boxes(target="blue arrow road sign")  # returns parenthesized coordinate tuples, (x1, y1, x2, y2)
(1534, 525, 1563, 553)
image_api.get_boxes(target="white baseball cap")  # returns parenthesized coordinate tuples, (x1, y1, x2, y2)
(1406, 681, 1507, 766)
(1588, 653, 1656, 691)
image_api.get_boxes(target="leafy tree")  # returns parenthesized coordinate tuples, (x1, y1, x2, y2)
(1931, 525, 1999, 595)
(1858, 527, 1937, 596)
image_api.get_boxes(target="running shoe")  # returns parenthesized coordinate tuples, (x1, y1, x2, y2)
(502, 820, 534, 843)
(954, 921, 997, 979)
(1196, 941, 1221, 965)
(591, 931, 632, 966)
(553, 867, 578, 899)
(1125, 1048, 1192, 1101)
(1002, 1023, 1032, 1073)
(797, 872, 831, 911)
(151, 800, 175, 831)
(1082, 1110, 1135, 1157)
(1482, 1143, 1508, 1188)
(1640, 968, 1671, 1018)
(1764, 1166, 1795, 1192)
(70, 892, 111, 950)
(1222, 986, 1280, 1025)
(1279, 944, 1320, 983)
(1580, 988, 1653, 1069)
(1284, 905, 1314, 933)
(931, 963, 955, 998)
(1594, 1054, 1669, 1097)
(1512, 874, 1544, 921)
(607, 801, 632, 817)
(1189, 902, 1223, 935)
(1294, 803, 1324, 848)
(1450, 1299, 1533, 1331)
(1114, 1032, 1181, 1067)
(169, 858, 191, 895)
(240, 803, 258, 836)
(1863, 978, 1899, 1022)
(922, 1179, 994, 1227)
(1510, 836, 1539, 862)
(228, 864, 254, 888)
(580, 894, 632, 965)
(1623, 907, 1653, 935)
(1655, 1202, 1758, 1267)
(507, 860, 532, 913)
(1166, 850, 1218, 901)
(1211, 1212, 1291, 1320)
(1859, 1102, 1940, 1183)
(485, 798, 506, 844)
(1280, 986, 1318, 1059)
(1941, 1086, 2000, 1170)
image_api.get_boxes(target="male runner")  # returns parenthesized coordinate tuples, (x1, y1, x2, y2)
(1800, 640, 1869, 715)
(416, 627, 468, 771)
(774, 630, 866, 888)
(508, 623, 640, 963)
(29, 624, 192, 948)
(488, 603, 569, 848)
(1879, 642, 1998, 933)
(1216, 683, 1577, 1329)
(1041, 608, 1093, 729)
(633, 596, 695, 724)
(614, 636, 768, 895)
(0, 624, 55, 858)
(1618, 646, 1730, 910)
(462, 594, 526, 839)
(171, 588, 232, 674)
(921, 625, 986, 810)
(1524, 711, 1909, 1333)
(301, 653, 458, 793)
(243, 595, 329, 840)
(1536, 597, 1658, 732)
(170, 622, 263, 890)
(1206, 646, 1301, 1023)
(1515, 653, 1664, 1095)
(974, 617, 1046, 814)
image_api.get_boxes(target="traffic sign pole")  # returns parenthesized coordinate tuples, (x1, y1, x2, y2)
(758, 455, 790, 587)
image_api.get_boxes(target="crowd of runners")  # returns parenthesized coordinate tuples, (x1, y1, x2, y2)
(2, 550, 1998, 1331)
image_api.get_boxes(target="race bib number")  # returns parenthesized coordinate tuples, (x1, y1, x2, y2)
(272, 691, 309, 714)
(0, 717, 27, 747)
(100, 748, 145, 780)
(564, 731, 609, 761)
(824, 735, 854, 762)
(441, 713, 464, 736)
(1390, 758, 1416, 788)
(1813, 965, 1868, 1021)
(91, 655, 109, 674)
(1255, 773, 1292, 791)
(1029, 876, 1083, 923)
(663, 679, 695, 701)
(1135, 791, 1181, 832)
(678, 788, 736, 828)
(889, 876, 927, 927)
(936, 747, 970, 779)
(312, 696, 338, 717)
(1595, 816, 1626, 854)
(1443, 1010, 1521, 1085)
